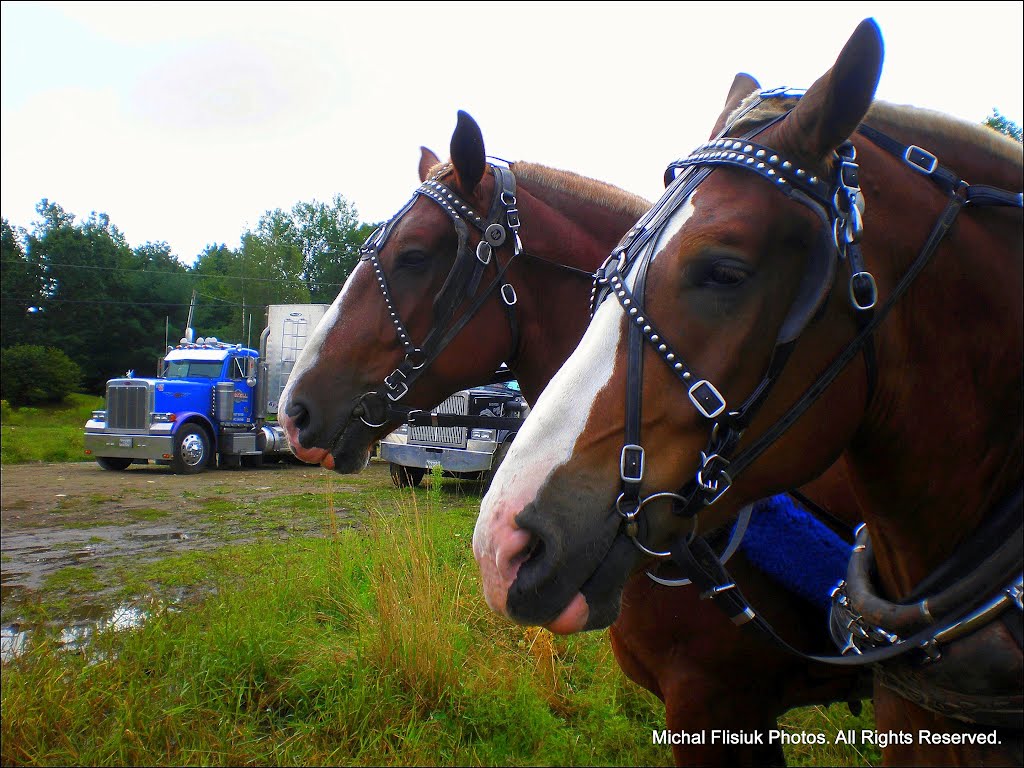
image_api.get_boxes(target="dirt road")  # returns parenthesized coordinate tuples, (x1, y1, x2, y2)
(1, 459, 390, 617)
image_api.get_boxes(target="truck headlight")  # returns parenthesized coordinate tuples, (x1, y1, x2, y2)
(470, 429, 496, 441)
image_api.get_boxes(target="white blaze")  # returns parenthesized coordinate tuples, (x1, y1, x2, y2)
(279, 261, 366, 410)
(474, 193, 699, 555)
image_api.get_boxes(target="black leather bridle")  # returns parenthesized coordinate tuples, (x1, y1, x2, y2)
(590, 87, 1023, 672)
(347, 163, 526, 432)
(348, 162, 593, 435)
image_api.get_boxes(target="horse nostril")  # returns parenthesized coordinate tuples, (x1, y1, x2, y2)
(286, 401, 311, 432)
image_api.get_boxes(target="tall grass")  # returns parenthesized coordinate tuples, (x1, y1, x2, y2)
(0, 393, 103, 464)
(2, 470, 879, 766)
(1, 488, 671, 766)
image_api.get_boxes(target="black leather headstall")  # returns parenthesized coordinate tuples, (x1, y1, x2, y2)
(588, 87, 1024, 675)
(349, 164, 525, 430)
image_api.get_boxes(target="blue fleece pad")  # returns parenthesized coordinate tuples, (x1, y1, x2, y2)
(738, 493, 854, 614)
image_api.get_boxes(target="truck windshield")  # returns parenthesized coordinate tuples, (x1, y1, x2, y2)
(164, 360, 224, 379)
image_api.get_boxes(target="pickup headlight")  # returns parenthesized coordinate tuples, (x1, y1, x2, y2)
(470, 428, 496, 441)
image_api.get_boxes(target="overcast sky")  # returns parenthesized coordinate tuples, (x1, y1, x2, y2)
(2, 1, 1021, 264)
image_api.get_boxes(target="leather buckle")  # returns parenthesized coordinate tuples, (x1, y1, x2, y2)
(620, 444, 645, 483)
(688, 380, 727, 419)
(839, 160, 859, 190)
(475, 241, 492, 265)
(702, 470, 732, 506)
(384, 370, 409, 401)
(904, 145, 938, 175)
(849, 271, 878, 310)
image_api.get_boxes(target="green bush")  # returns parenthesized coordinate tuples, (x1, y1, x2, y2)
(0, 345, 82, 407)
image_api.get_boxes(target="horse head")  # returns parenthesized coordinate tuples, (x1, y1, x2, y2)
(280, 111, 648, 473)
(278, 112, 528, 471)
(474, 19, 888, 633)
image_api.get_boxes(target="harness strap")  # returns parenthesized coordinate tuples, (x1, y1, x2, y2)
(786, 487, 857, 544)
(720, 184, 968, 484)
(670, 522, 1023, 669)
(857, 124, 1024, 208)
(594, 92, 1023, 680)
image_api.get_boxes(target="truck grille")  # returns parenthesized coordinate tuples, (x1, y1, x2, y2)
(107, 382, 150, 430)
(409, 392, 468, 448)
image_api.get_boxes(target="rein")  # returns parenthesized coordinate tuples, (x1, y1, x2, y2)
(590, 89, 1024, 673)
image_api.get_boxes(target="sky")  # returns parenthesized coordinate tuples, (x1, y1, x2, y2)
(2, 1, 1022, 265)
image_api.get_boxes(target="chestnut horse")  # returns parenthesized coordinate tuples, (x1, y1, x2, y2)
(477, 18, 1022, 766)
(280, 112, 869, 765)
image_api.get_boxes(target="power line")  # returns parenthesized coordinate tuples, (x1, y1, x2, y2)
(0, 258, 350, 287)
(3, 299, 245, 307)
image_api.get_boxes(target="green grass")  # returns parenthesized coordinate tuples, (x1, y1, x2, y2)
(0, 394, 103, 464)
(40, 565, 104, 594)
(1, 491, 673, 766)
(2, 468, 879, 766)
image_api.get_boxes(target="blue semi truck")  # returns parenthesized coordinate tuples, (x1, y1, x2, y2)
(83, 304, 328, 473)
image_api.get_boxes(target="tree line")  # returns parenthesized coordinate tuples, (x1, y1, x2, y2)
(2, 110, 1019, 398)
(2, 196, 378, 393)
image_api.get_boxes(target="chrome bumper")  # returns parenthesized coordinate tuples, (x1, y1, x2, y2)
(379, 442, 496, 473)
(84, 432, 175, 461)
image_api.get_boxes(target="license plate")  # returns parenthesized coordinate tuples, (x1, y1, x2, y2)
(425, 460, 441, 468)
(118, 438, 133, 448)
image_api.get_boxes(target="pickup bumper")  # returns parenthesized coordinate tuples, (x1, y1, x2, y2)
(379, 442, 496, 473)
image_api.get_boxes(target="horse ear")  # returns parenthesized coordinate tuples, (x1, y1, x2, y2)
(782, 18, 884, 160)
(419, 146, 440, 182)
(450, 110, 486, 194)
(709, 73, 761, 138)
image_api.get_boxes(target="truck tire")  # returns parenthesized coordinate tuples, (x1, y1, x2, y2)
(390, 463, 425, 488)
(171, 424, 211, 475)
(483, 438, 514, 495)
(96, 456, 132, 471)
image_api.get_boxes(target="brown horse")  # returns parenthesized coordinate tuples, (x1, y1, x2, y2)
(279, 112, 869, 765)
(477, 18, 1022, 766)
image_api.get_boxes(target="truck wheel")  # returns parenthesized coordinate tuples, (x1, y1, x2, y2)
(96, 456, 132, 471)
(171, 424, 211, 474)
(390, 463, 425, 488)
(483, 438, 514, 495)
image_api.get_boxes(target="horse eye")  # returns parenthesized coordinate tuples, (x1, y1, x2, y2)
(396, 250, 430, 271)
(705, 262, 748, 287)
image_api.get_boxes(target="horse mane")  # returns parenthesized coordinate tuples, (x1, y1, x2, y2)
(728, 93, 1024, 169)
(424, 160, 652, 220)
(509, 162, 653, 219)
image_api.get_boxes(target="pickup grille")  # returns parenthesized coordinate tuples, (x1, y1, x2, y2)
(409, 392, 468, 448)
(106, 382, 150, 430)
